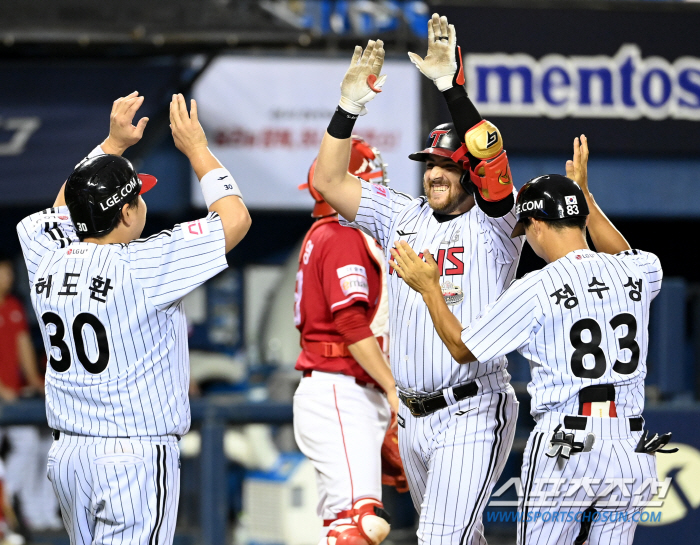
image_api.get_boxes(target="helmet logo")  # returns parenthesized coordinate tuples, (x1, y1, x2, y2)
(516, 199, 544, 214)
(429, 129, 450, 148)
(486, 130, 499, 148)
(565, 195, 577, 205)
(98, 178, 138, 211)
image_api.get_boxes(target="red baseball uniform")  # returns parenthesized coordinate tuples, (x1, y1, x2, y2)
(294, 217, 383, 385)
(0, 295, 29, 393)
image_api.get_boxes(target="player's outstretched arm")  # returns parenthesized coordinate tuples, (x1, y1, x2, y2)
(170, 94, 251, 253)
(390, 241, 476, 364)
(313, 40, 386, 221)
(566, 135, 631, 254)
(53, 91, 150, 208)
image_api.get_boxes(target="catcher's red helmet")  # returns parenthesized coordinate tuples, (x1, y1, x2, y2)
(300, 136, 389, 218)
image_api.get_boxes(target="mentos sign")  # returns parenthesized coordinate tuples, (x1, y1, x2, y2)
(466, 45, 700, 120)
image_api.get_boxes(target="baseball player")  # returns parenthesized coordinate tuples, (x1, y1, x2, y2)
(390, 136, 671, 544)
(312, 13, 523, 544)
(16, 91, 251, 545)
(293, 136, 407, 545)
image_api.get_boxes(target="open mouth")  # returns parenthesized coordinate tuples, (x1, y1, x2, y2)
(431, 184, 449, 194)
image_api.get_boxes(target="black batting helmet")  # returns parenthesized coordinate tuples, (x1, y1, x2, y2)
(409, 123, 472, 193)
(511, 174, 589, 237)
(65, 155, 157, 239)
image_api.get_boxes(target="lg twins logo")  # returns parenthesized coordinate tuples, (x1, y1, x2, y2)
(466, 44, 700, 120)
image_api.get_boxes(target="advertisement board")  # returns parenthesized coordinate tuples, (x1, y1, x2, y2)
(191, 55, 421, 209)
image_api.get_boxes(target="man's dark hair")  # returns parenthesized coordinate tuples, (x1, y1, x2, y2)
(521, 216, 586, 232)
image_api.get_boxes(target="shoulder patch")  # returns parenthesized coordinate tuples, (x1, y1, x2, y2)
(182, 219, 211, 241)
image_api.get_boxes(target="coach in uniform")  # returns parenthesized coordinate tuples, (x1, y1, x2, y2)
(294, 137, 407, 545)
(16, 92, 251, 545)
(312, 14, 524, 544)
(391, 136, 673, 544)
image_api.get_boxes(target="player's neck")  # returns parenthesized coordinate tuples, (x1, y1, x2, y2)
(83, 224, 135, 245)
(541, 233, 589, 264)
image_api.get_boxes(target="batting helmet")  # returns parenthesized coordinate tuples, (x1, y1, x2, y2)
(65, 154, 157, 239)
(301, 136, 389, 218)
(510, 174, 589, 237)
(408, 123, 472, 193)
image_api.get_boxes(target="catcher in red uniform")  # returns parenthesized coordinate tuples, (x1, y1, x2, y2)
(293, 137, 407, 545)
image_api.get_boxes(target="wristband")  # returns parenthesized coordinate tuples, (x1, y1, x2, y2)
(435, 75, 454, 92)
(327, 106, 358, 140)
(200, 168, 242, 208)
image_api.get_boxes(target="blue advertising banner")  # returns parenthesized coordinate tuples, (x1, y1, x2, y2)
(0, 60, 182, 205)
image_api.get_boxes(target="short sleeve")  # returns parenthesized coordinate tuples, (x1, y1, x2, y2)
(474, 187, 522, 264)
(127, 212, 228, 309)
(321, 229, 374, 314)
(17, 206, 79, 284)
(615, 249, 663, 301)
(461, 275, 542, 363)
(339, 180, 414, 250)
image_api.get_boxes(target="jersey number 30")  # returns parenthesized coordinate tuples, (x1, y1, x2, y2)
(41, 312, 110, 374)
(569, 313, 639, 379)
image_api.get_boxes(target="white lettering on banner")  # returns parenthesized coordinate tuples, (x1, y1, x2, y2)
(182, 219, 211, 241)
(466, 44, 700, 120)
(0, 117, 41, 156)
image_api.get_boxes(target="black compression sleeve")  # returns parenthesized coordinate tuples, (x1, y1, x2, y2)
(442, 86, 482, 142)
(327, 106, 358, 139)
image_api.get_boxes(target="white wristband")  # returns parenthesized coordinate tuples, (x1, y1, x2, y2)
(200, 168, 242, 208)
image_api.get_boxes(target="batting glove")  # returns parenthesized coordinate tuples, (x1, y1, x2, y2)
(408, 13, 463, 92)
(340, 40, 387, 116)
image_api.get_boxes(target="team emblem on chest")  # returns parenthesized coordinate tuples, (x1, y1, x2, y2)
(441, 280, 463, 305)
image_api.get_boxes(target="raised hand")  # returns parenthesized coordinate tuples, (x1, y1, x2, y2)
(102, 91, 149, 155)
(407, 13, 459, 91)
(389, 241, 441, 296)
(169, 93, 208, 158)
(340, 39, 387, 116)
(565, 135, 590, 194)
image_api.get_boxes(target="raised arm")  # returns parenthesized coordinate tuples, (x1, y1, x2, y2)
(54, 91, 150, 208)
(389, 241, 476, 364)
(566, 136, 631, 254)
(170, 93, 251, 253)
(313, 40, 386, 221)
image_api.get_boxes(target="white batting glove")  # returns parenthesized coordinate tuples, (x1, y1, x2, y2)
(340, 39, 387, 116)
(407, 13, 458, 92)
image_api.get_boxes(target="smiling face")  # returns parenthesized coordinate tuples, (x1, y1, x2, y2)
(422, 155, 470, 214)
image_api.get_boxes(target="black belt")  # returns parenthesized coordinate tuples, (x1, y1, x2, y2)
(563, 416, 643, 432)
(399, 382, 479, 417)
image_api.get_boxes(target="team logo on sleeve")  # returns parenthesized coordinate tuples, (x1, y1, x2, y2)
(337, 264, 369, 297)
(182, 219, 211, 241)
(371, 184, 388, 198)
(441, 281, 464, 305)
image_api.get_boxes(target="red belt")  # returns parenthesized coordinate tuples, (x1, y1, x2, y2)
(301, 337, 384, 358)
(302, 370, 384, 394)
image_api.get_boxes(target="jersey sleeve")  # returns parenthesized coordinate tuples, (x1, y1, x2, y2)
(339, 180, 414, 250)
(17, 206, 79, 284)
(461, 275, 543, 362)
(127, 212, 228, 309)
(321, 228, 376, 314)
(615, 249, 663, 301)
(474, 187, 523, 264)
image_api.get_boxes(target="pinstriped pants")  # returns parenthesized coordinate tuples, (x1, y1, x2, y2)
(518, 414, 657, 545)
(398, 385, 519, 545)
(47, 434, 180, 545)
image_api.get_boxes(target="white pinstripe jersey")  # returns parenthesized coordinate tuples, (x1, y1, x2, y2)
(462, 248, 662, 418)
(17, 207, 228, 437)
(341, 180, 523, 394)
